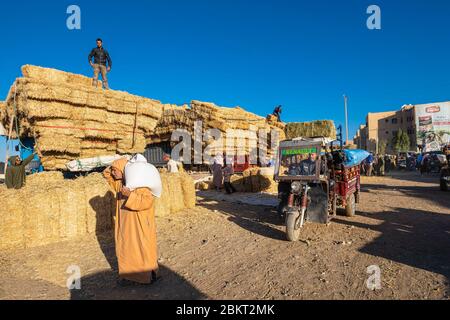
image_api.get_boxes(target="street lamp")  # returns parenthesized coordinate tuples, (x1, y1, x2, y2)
(343, 94, 349, 145)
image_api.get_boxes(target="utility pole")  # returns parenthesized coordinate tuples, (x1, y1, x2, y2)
(343, 94, 349, 145)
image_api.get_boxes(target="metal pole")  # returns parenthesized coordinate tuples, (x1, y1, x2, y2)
(344, 95, 349, 145)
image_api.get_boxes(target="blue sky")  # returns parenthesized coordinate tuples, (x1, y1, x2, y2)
(1, 0, 450, 138)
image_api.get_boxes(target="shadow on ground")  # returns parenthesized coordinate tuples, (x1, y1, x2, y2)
(83, 194, 207, 300)
(334, 207, 450, 295)
(197, 197, 286, 241)
(70, 264, 207, 300)
(369, 169, 442, 185)
(361, 181, 450, 210)
(71, 231, 206, 300)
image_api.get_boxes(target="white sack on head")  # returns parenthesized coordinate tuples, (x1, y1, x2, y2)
(125, 156, 162, 198)
(130, 154, 148, 164)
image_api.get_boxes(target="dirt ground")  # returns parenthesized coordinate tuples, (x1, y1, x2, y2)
(0, 171, 449, 300)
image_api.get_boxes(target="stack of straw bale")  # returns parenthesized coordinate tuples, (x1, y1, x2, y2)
(239, 167, 278, 193)
(150, 100, 286, 160)
(0, 171, 196, 250)
(0, 101, 5, 122)
(1, 65, 287, 170)
(2, 65, 165, 170)
(285, 120, 336, 140)
(0, 101, 6, 135)
(195, 167, 278, 193)
(154, 171, 196, 217)
(0, 172, 115, 250)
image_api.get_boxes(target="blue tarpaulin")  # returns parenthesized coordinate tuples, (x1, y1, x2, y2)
(0, 137, 43, 173)
(344, 149, 370, 167)
(0, 136, 20, 164)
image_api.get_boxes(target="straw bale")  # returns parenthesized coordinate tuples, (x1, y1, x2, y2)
(2, 66, 165, 170)
(179, 172, 196, 209)
(22, 65, 102, 88)
(196, 181, 211, 191)
(154, 172, 196, 217)
(3, 65, 286, 169)
(166, 173, 184, 213)
(230, 175, 247, 192)
(0, 101, 6, 123)
(154, 174, 171, 217)
(0, 172, 115, 250)
(258, 168, 278, 193)
(285, 120, 336, 140)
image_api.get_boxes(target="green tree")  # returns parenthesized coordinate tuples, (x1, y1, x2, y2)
(392, 129, 410, 153)
(378, 139, 387, 155)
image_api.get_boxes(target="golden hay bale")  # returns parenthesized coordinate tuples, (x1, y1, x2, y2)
(6, 65, 284, 169)
(258, 168, 278, 194)
(230, 174, 247, 192)
(154, 172, 196, 217)
(0, 100, 6, 122)
(179, 172, 196, 209)
(0, 172, 115, 251)
(285, 120, 337, 140)
(165, 173, 185, 213)
(3, 67, 165, 170)
(154, 174, 171, 217)
(196, 181, 211, 191)
(22, 65, 102, 88)
(25, 171, 64, 186)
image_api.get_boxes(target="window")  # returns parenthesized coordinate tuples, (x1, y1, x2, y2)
(391, 118, 398, 124)
(393, 131, 398, 137)
(385, 119, 389, 123)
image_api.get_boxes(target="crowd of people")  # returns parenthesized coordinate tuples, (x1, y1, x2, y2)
(361, 153, 400, 176)
(210, 154, 237, 194)
(360, 146, 450, 177)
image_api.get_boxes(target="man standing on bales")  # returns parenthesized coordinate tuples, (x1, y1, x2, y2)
(273, 105, 283, 122)
(5, 152, 37, 189)
(103, 156, 159, 286)
(88, 38, 112, 90)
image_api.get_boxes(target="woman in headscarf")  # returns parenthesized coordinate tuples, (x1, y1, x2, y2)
(103, 158, 159, 285)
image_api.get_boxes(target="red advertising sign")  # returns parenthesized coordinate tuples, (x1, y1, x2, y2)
(425, 106, 441, 113)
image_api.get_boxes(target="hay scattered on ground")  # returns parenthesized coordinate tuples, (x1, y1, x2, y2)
(285, 120, 336, 140)
(0, 171, 196, 250)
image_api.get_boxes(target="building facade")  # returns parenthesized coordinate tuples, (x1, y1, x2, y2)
(354, 105, 417, 154)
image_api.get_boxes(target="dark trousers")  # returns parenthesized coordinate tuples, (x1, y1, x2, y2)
(224, 182, 236, 194)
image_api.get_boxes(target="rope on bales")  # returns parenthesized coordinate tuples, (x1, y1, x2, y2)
(11, 81, 33, 151)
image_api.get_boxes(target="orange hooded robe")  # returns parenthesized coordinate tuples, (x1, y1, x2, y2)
(103, 158, 159, 284)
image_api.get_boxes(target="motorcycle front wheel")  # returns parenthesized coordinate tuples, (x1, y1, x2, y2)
(286, 210, 302, 242)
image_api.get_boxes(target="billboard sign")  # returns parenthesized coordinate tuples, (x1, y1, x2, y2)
(415, 102, 450, 152)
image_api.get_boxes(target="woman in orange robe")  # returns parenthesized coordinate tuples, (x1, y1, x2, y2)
(103, 158, 159, 285)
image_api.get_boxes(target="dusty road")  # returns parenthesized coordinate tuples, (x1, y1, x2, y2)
(0, 171, 449, 300)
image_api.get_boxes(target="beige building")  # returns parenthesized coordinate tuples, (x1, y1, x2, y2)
(354, 105, 417, 154)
